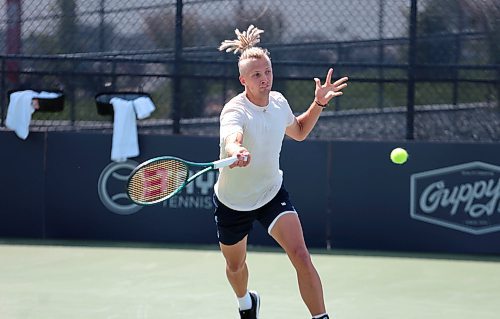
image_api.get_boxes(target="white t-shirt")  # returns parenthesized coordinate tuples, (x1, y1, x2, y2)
(214, 91, 295, 211)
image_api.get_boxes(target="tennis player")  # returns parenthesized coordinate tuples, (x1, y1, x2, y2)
(214, 25, 348, 319)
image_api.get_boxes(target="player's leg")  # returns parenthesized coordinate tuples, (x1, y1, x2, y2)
(220, 237, 261, 318)
(269, 212, 327, 317)
(220, 236, 249, 298)
(214, 194, 260, 318)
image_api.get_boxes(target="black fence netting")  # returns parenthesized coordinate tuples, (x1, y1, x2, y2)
(0, 0, 498, 141)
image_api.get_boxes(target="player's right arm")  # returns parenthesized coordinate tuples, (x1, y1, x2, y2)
(220, 100, 250, 168)
(224, 132, 251, 168)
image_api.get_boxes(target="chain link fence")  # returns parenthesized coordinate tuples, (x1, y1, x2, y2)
(1, 0, 498, 141)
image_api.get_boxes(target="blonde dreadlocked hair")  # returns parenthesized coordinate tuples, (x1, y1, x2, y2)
(218, 25, 270, 72)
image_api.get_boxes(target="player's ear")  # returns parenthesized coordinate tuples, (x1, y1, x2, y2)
(239, 75, 246, 86)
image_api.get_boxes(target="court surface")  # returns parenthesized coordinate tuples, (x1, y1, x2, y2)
(1, 242, 499, 319)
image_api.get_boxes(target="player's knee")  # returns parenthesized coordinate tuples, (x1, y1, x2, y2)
(289, 246, 313, 269)
(226, 259, 246, 273)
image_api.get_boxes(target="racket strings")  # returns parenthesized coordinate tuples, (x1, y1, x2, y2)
(128, 159, 189, 204)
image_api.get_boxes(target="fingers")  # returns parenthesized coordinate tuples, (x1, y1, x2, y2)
(325, 91, 336, 100)
(232, 156, 250, 168)
(314, 69, 348, 105)
(334, 82, 348, 91)
(319, 69, 347, 88)
(325, 68, 333, 85)
(333, 76, 349, 87)
(314, 68, 349, 88)
(230, 151, 251, 168)
(314, 78, 321, 88)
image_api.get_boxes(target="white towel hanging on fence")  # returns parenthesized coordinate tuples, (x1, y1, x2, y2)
(5, 90, 63, 140)
(110, 98, 139, 162)
(133, 96, 156, 120)
(5, 90, 37, 140)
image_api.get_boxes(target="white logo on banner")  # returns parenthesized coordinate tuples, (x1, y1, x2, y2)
(162, 170, 217, 210)
(97, 162, 217, 215)
(98, 160, 143, 215)
(410, 161, 500, 235)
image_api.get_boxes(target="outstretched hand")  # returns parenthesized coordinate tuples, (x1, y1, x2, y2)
(314, 68, 349, 106)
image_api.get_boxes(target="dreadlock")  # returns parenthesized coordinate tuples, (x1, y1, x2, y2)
(218, 25, 270, 72)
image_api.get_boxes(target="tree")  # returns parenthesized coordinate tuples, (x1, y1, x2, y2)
(415, 0, 461, 78)
(461, 0, 499, 64)
(57, 0, 79, 53)
(142, 3, 286, 118)
(415, 0, 497, 78)
(462, 0, 499, 105)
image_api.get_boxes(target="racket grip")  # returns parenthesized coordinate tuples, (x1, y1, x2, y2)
(213, 155, 247, 169)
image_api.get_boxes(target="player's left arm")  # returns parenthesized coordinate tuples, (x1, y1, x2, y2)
(286, 68, 348, 141)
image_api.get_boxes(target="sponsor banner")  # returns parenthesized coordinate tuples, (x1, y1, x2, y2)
(41, 132, 327, 247)
(2, 131, 499, 254)
(0, 132, 45, 237)
(43, 132, 221, 244)
(411, 162, 500, 235)
(329, 141, 500, 254)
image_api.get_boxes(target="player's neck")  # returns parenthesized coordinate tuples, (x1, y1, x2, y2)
(245, 91, 269, 107)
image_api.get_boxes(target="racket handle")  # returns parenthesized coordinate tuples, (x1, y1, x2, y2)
(213, 155, 247, 169)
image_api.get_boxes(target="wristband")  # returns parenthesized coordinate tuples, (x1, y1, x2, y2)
(314, 100, 327, 108)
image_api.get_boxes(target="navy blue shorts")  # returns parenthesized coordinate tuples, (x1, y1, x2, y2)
(213, 185, 297, 245)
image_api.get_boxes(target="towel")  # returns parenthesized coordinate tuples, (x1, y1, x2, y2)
(110, 97, 139, 162)
(133, 96, 156, 120)
(5, 90, 37, 140)
(35, 91, 61, 99)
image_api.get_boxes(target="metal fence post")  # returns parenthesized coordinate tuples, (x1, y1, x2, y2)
(325, 141, 334, 250)
(452, 6, 464, 106)
(99, 0, 106, 89)
(172, 0, 183, 134)
(99, 0, 106, 53)
(406, 0, 417, 140)
(334, 43, 343, 111)
(377, 0, 385, 109)
(1, 59, 5, 126)
(497, 66, 500, 108)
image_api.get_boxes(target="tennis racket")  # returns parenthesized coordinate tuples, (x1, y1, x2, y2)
(126, 155, 241, 205)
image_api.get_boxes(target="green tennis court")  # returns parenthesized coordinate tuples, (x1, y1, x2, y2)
(1, 242, 499, 319)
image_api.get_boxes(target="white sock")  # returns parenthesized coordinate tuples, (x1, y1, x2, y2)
(237, 291, 252, 311)
(312, 313, 329, 319)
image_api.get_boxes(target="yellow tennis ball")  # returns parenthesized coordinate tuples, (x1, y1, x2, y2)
(390, 147, 408, 164)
